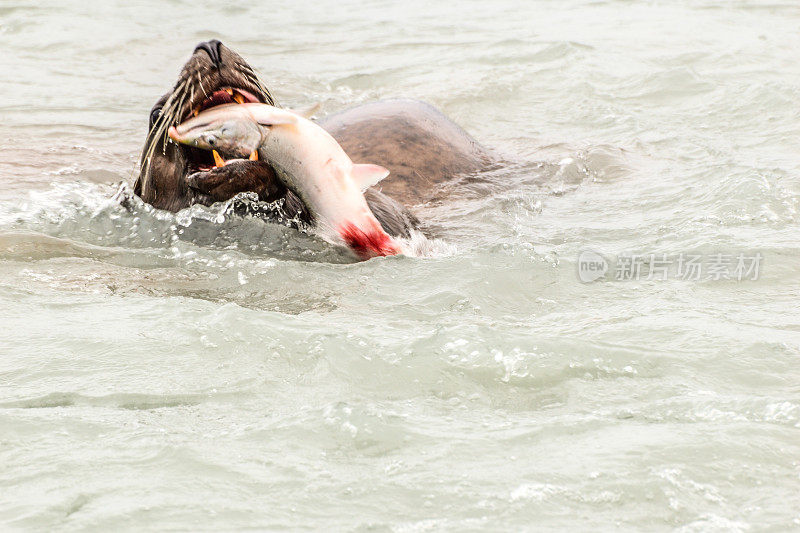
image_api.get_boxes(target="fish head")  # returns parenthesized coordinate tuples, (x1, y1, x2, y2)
(168, 104, 262, 158)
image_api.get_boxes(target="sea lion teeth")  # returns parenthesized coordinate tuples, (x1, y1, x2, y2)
(224, 88, 234, 96)
(233, 93, 245, 104)
(193, 108, 199, 117)
(212, 150, 226, 167)
(248, 150, 258, 161)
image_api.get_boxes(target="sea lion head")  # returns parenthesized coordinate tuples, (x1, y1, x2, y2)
(134, 40, 282, 211)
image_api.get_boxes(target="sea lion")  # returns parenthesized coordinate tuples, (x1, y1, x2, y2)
(133, 40, 493, 237)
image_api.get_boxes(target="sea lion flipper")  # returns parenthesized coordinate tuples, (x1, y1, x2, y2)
(187, 161, 285, 203)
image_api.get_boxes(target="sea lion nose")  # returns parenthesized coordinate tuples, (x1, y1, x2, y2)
(194, 39, 224, 68)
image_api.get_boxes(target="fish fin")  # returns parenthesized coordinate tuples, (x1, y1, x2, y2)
(289, 103, 322, 119)
(351, 164, 390, 191)
(245, 105, 299, 126)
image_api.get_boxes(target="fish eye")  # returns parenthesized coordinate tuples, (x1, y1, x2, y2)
(149, 106, 163, 127)
(206, 135, 217, 147)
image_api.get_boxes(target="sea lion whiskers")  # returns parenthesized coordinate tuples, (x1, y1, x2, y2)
(147, 83, 184, 144)
(139, 80, 189, 194)
(189, 85, 195, 116)
(163, 87, 191, 153)
(234, 61, 258, 80)
(197, 72, 208, 99)
(161, 91, 186, 154)
(235, 62, 275, 105)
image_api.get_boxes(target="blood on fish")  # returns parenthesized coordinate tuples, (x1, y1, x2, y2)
(339, 221, 401, 260)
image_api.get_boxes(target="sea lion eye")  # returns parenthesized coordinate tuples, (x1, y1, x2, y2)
(149, 106, 163, 127)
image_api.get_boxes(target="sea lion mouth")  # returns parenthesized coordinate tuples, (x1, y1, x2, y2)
(186, 87, 260, 120)
(183, 87, 262, 172)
